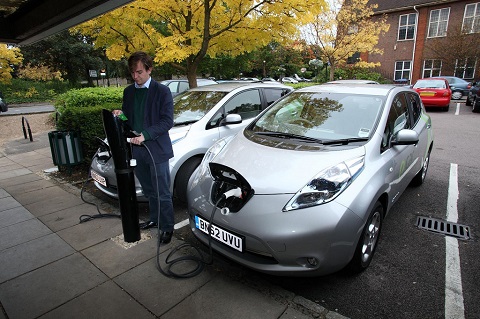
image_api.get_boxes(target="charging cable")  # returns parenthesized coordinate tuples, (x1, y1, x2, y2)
(79, 154, 121, 223)
(140, 141, 242, 278)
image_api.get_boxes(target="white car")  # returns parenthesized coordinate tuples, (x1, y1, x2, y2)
(187, 84, 434, 276)
(281, 77, 298, 84)
(90, 82, 293, 202)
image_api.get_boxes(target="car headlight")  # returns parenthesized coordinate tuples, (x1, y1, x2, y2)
(189, 136, 234, 189)
(284, 156, 364, 211)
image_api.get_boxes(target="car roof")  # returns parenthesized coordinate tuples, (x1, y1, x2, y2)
(187, 82, 292, 93)
(327, 79, 380, 84)
(296, 83, 399, 96)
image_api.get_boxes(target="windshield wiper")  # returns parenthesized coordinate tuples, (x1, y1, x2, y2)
(174, 120, 198, 126)
(255, 131, 323, 144)
(322, 137, 369, 145)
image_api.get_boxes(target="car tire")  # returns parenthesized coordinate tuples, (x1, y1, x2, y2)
(466, 95, 472, 106)
(451, 91, 462, 100)
(473, 99, 480, 113)
(411, 148, 431, 186)
(174, 157, 202, 202)
(348, 201, 383, 273)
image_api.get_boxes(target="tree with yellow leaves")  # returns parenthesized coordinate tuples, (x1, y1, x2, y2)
(302, 0, 389, 81)
(74, 0, 326, 87)
(0, 44, 23, 84)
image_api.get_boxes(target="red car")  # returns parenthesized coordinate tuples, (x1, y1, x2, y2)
(412, 78, 452, 111)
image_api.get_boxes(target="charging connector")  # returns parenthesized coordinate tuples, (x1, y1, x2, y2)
(222, 187, 242, 200)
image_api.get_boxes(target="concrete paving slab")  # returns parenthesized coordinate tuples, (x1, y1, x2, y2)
(0, 233, 75, 283)
(38, 202, 107, 232)
(0, 172, 43, 187)
(3, 178, 55, 197)
(0, 253, 108, 319)
(161, 274, 287, 319)
(0, 162, 23, 172)
(24, 191, 84, 217)
(0, 205, 35, 227)
(0, 188, 8, 198)
(0, 196, 21, 212)
(114, 254, 215, 317)
(56, 217, 123, 251)
(82, 233, 159, 278)
(0, 218, 52, 251)
(0, 167, 31, 181)
(14, 185, 75, 206)
(37, 281, 155, 319)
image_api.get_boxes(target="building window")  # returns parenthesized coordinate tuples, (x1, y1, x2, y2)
(395, 61, 411, 81)
(423, 60, 442, 78)
(454, 58, 477, 79)
(398, 13, 417, 40)
(463, 3, 480, 34)
(428, 8, 450, 37)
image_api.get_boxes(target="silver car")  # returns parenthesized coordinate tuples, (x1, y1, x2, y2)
(187, 84, 434, 276)
(90, 82, 293, 202)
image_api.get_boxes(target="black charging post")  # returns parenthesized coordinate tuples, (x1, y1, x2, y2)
(101, 109, 140, 243)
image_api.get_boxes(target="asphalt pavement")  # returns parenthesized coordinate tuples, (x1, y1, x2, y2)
(0, 128, 348, 318)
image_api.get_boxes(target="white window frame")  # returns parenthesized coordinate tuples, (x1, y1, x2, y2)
(394, 61, 411, 81)
(454, 58, 477, 79)
(398, 13, 417, 41)
(462, 3, 480, 34)
(427, 8, 450, 38)
(422, 59, 443, 78)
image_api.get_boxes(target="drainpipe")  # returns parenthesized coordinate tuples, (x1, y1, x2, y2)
(411, 5, 419, 85)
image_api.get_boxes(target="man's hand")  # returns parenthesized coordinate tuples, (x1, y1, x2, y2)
(130, 133, 145, 145)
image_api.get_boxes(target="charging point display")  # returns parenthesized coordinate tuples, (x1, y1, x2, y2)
(101, 109, 140, 242)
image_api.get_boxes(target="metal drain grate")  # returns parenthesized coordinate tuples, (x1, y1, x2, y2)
(416, 216, 471, 240)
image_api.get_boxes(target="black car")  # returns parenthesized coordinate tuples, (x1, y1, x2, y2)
(0, 92, 7, 113)
(466, 81, 480, 112)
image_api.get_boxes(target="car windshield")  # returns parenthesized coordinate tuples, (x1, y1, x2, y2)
(250, 91, 384, 141)
(173, 90, 227, 125)
(414, 80, 446, 89)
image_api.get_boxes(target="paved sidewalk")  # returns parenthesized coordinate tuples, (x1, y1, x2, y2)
(0, 133, 347, 319)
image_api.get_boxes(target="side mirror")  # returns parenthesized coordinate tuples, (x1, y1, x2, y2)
(391, 129, 419, 146)
(221, 113, 242, 126)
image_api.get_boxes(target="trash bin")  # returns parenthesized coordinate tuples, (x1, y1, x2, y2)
(48, 131, 84, 170)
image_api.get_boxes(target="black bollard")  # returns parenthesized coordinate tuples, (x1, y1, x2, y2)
(101, 109, 140, 243)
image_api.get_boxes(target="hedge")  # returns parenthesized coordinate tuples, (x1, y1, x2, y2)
(54, 87, 124, 161)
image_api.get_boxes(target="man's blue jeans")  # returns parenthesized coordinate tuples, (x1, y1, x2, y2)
(134, 153, 174, 232)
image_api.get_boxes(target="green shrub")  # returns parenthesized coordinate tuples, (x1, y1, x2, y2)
(54, 87, 124, 160)
(0, 79, 73, 104)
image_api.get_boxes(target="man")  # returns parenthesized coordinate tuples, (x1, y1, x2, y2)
(113, 51, 174, 244)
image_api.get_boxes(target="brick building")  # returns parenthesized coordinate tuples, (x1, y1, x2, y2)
(365, 0, 480, 84)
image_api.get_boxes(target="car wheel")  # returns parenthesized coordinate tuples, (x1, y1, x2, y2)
(348, 201, 383, 273)
(174, 157, 202, 202)
(473, 99, 480, 113)
(411, 148, 431, 186)
(444, 105, 450, 112)
(451, 91, 462, 100)
(466, 95, 472, 106)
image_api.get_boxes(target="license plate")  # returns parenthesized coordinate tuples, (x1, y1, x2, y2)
(91, 170, 107, 187)
(195, 215, 244, 252)
(420, 92, 435, 96)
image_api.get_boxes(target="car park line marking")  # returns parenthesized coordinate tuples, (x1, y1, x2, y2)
(445, 163, 465, 319)
(455, 103, 460, 115)
(175, 218, 190, 230)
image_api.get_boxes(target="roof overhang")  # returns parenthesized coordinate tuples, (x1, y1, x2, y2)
(0, 0, 133, 45)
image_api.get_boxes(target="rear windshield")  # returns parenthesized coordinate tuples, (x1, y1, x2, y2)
(413, 80, 446, 89)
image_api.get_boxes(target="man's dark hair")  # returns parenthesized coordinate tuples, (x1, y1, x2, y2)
(128, 51, 153, 72)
